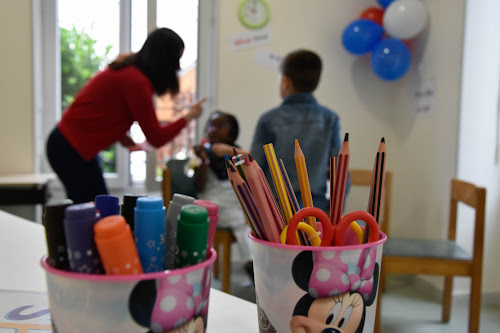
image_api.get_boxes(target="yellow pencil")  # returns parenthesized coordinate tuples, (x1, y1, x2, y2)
(294, 139, 317, 230)
(263, 143, 293, 224)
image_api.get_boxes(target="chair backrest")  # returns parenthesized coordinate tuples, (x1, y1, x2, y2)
(348, 169, 393, 235)
(161, 158, 197, 211)
(449, 179, 486, 264)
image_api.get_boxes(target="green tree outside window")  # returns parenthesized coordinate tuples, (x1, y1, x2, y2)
(60, 26, 116, 173)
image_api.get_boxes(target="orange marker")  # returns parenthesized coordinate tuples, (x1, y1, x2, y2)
(94, 215, 143, 275)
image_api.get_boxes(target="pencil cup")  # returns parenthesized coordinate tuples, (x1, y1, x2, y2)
(249, 229, 387, 333)
(40, 248, 216, 333)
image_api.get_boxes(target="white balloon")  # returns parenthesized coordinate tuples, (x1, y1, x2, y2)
(383, 0, 428, 39)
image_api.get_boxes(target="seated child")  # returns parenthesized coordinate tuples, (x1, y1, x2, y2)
(193, 111, 254, 280)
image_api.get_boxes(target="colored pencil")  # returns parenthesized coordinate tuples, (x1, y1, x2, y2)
(231, 148, 247, 182)
(245, 156, 281, 243)
(363, 137, 386, 243)
(294, 139, 317, 230)
(263, 143, 294, 224)
(225, 157, 257, 237)
(330, 133, 350, 226)
(329, 156, 336, 216)
(278, 159, 311, 245)
(248, 154, 286, 232)
(228, 161, 266, 239)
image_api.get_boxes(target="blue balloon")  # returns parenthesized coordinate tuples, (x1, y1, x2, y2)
(370, 38, 411, 81)
(377, 0, 395, 9)
(342, 19, 384, 55)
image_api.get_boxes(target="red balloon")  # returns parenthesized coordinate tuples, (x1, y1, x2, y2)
(360, 7, 384, 26)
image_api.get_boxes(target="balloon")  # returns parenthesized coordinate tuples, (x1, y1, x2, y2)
(377, 0, 395, 8)
(370, 38, 411, 81)
(342, 19, 384, 55)
(360, 7, 385, 26)
(383, 0, 428, 39)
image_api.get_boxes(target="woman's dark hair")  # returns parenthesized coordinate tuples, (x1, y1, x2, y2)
(108, 28, 184, 96)
(280, 49, 322, 93)
(208, 111, 240, 143)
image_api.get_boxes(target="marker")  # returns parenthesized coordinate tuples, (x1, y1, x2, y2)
(194, 199, 219, 257)
(94, 215, 143, 275)
(64, 202, 103, 274)
(43, 199, 73, 270)
(95, 194, 120, 218)
(175, 204, 209, 268)
(164, 193, 195, 269)
(134, 196, 166, 272)
(121, 193, 146, 231)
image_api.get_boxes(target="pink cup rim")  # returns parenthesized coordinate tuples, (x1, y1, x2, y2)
(249, 231, 387, 251)
(40, 248, 217, 282)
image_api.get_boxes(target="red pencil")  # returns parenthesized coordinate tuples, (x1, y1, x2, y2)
(330, 133, 350, 226)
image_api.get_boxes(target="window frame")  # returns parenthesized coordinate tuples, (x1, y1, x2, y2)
(33, 0, 218, 192)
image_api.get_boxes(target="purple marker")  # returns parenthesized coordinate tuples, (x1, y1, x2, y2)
(64, 202, 103, 274)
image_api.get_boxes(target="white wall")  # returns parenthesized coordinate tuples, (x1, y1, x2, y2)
(214, 0, 500, 295)
(0, 1, 34, 174)
(458, 0, 500, 296)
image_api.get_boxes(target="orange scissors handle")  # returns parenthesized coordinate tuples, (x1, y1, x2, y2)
(287, 207, 380, 246)
(286, 207, 330, 246)
(333, 211, 379, 246)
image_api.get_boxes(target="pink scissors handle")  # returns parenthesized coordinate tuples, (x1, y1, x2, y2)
(333, 211, 379, 246)
(286, 207, 330, 246)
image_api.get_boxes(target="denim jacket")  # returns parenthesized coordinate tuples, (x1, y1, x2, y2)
(250, 93, 350, 212)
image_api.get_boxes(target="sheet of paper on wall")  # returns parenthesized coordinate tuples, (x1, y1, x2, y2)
(254, 49, 283, 71)
(414, 78, 435, 116)
(229, 28, 272, 51)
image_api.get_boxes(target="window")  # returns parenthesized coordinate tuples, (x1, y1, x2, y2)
(35, 0, 218, 192)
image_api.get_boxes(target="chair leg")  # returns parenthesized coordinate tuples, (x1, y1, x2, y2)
(442, 276, 453, 322)
(221, 236, 232, 294)
(469, 275, 482, 333)
(379, 269, 387, 292)
(374, 287, 382, 333)
(213, 241, 220, 279)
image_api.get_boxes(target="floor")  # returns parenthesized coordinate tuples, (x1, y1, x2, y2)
(212, 261, 500, 332)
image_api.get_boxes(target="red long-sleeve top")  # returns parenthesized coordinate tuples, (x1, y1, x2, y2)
(58, 66, 187, 161)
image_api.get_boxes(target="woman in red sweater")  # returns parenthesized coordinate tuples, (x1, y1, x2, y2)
(46, 27, 206, 203)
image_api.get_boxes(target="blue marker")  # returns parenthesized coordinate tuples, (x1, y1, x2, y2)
(95, 194, 120, 218)
(134, 196, 166, 272)
(64, 202, 103, 274)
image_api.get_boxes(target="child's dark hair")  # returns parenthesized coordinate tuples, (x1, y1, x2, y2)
(208, 111, 239, 143)
(280, 49, 322, 93)
(108, 28, 184, 97)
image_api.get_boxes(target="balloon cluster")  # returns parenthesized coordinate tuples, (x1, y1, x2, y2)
(342, 0, 428, 81)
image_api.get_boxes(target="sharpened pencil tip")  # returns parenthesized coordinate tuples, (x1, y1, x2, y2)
(232, 147, 238, 156)
(224, 154, 230, 161)
(381, 137, 385, 143)
(344, 133, 349, 141)
(295, 139, 299, 146)
(248, 154, 255, 162)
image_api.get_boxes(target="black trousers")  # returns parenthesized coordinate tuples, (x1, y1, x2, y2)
(46, 126, 108, 204)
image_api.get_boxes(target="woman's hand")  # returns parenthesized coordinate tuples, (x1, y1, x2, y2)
(184, 97, 207, 122)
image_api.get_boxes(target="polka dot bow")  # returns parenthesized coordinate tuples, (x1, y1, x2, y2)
(150, 266, 211, 332)
(308, 248, 377, 301)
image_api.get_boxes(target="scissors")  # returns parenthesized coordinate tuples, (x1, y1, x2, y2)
(286, 207, 379, 246)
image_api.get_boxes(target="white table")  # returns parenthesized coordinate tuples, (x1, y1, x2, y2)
(0, 209, 258, 332)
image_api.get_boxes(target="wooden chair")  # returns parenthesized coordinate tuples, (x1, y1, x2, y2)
(161, 160, 236, 294)
(377, 179, 486, 333)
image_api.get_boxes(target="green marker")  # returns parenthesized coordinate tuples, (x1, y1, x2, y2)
(175, 204, 209, 268)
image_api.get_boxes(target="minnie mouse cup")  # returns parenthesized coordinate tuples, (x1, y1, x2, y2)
(249, 230, 386, 333)
(40, 249, 216, 333)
